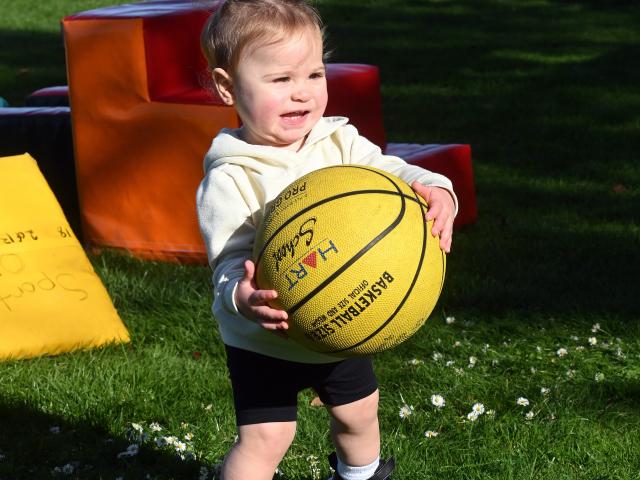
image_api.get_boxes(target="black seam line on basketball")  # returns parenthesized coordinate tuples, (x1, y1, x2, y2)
(254, 165, 405, 269)
(287, 178, 408, 317)
(256, 189, 401, 270)
(331, 189, 429, 353)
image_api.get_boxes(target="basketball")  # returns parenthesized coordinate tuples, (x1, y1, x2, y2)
(254, 165, 446, 356)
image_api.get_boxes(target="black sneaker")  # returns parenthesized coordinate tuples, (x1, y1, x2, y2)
(328, 452, 395, 480)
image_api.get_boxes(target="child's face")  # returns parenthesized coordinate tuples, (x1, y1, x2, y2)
(230, 27, 327, 151)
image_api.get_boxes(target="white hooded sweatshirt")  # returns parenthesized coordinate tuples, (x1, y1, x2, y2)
(197, 117, 457, 363)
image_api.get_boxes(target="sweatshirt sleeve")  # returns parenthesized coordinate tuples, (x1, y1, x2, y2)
(196, 167, 255, 315)
(342, 124, 459, 214)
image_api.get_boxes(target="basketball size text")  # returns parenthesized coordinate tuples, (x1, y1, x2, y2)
(305, 271, 395, 342)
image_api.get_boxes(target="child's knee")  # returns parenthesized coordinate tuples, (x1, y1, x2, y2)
(238, 421, 296, 457)
(329, 390, 379, 432)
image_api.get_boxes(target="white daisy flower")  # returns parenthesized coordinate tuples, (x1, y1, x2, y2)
(174, 441, 187, 452)
(131, 422, 144, 433)
(540, 387, 551, 396)
(482, 343, 490, 353)
(516, 397, 530, 407)
(445, 316, 456, 325)
(453, 341, 462, 348)
(591, 323, 601, 333)
(116, 444, 139, 459)
(594, 372, 605, 382)
(149, 422, 162, 432)
(399, 404, 414, 418)
(525, 410, 536, 420)
(454, 367, 465, 376)
(467, 411, 480, 422)
(424, 430, 439, 438)
(432, 352, 443, 362)
(184, 433, 194, 441)
(468, 356, 477, 368)
(588, 337, 598, 346)
(556, 348, 568, 357)
(431, 394, 446, 408)
(407, 358, 424, 366)
(471, 403, 485, 415)
(576, 346, 585, 351)
(566, 369, 576, 378)
(445, 360, 455, 367)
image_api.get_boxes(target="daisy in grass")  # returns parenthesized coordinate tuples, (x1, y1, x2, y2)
(431, 394, 446, 408)
(149, 422, 162, 432)
(446, 316, 456, 325)
(407, 358, 424, 366)
(424, 430, 439, 438)
(116, 444, 139, 459)
(556, 347, 568, 357)
(468, 356, 477, 368)
(591, 323, 601, 333)
(471, 403, 485, 415)
(588, 337, 598, 346)
(432, 352, 443, 361)
(399, 404, 414, 419)
(525, 411, 536, 421)
(467, 411, 480, 422)
(516, 397, 530, 407)
(541, 387, 551, 396)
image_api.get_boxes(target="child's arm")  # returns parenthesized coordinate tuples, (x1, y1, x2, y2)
(410, 181, 455, 253)
(235, 259, 289, 337)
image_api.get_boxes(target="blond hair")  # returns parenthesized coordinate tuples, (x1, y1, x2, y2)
(201, 0, 324, 73)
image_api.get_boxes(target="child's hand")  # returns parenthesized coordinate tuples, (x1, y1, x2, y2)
(411, 182, 455, 253)
(235, 259, 289, 337)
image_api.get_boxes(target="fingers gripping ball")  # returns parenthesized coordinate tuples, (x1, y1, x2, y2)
(254, 166, 446, 356)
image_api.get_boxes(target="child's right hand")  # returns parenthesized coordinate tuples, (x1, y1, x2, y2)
(235, 259, 289, 337)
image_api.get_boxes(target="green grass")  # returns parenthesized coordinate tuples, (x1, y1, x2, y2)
(1, 0, 640, 479)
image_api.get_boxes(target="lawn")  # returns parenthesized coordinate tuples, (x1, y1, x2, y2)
(1, 0, 639, 479)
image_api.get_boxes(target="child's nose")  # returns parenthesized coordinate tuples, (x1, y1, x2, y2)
(291, 82, 311, 101)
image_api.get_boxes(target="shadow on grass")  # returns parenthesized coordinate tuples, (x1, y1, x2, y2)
(0, 401, 209, 479)
(0, 29, 68, 106)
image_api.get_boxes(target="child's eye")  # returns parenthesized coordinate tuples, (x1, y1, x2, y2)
(310, 71, 325, 79)
(273, 77, 290, 83)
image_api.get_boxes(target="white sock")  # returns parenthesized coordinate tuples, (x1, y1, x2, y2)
(336, 456, 380, 480)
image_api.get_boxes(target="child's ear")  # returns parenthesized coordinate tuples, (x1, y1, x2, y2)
(212, 68, 235, 106)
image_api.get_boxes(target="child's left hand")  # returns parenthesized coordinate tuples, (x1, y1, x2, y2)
(411, 181, 455, 253)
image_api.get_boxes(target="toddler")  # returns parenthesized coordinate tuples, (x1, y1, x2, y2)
(197, 1, 457, 478)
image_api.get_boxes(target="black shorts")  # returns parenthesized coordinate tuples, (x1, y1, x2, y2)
(224, 345, 378, 426)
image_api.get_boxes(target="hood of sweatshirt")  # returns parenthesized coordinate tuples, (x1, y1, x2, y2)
(203, 116, 349, 174)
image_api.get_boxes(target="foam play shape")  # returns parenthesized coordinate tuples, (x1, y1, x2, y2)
(0, 153, 130, 361)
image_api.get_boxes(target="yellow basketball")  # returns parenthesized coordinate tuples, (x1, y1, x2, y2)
(254, 165, 446, 357)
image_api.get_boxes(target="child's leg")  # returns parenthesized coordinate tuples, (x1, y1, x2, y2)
(326, 389, 380, 467)
(222, 421, 296, 480)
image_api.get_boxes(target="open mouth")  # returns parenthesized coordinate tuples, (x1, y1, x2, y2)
(281, 110, 310, 121)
